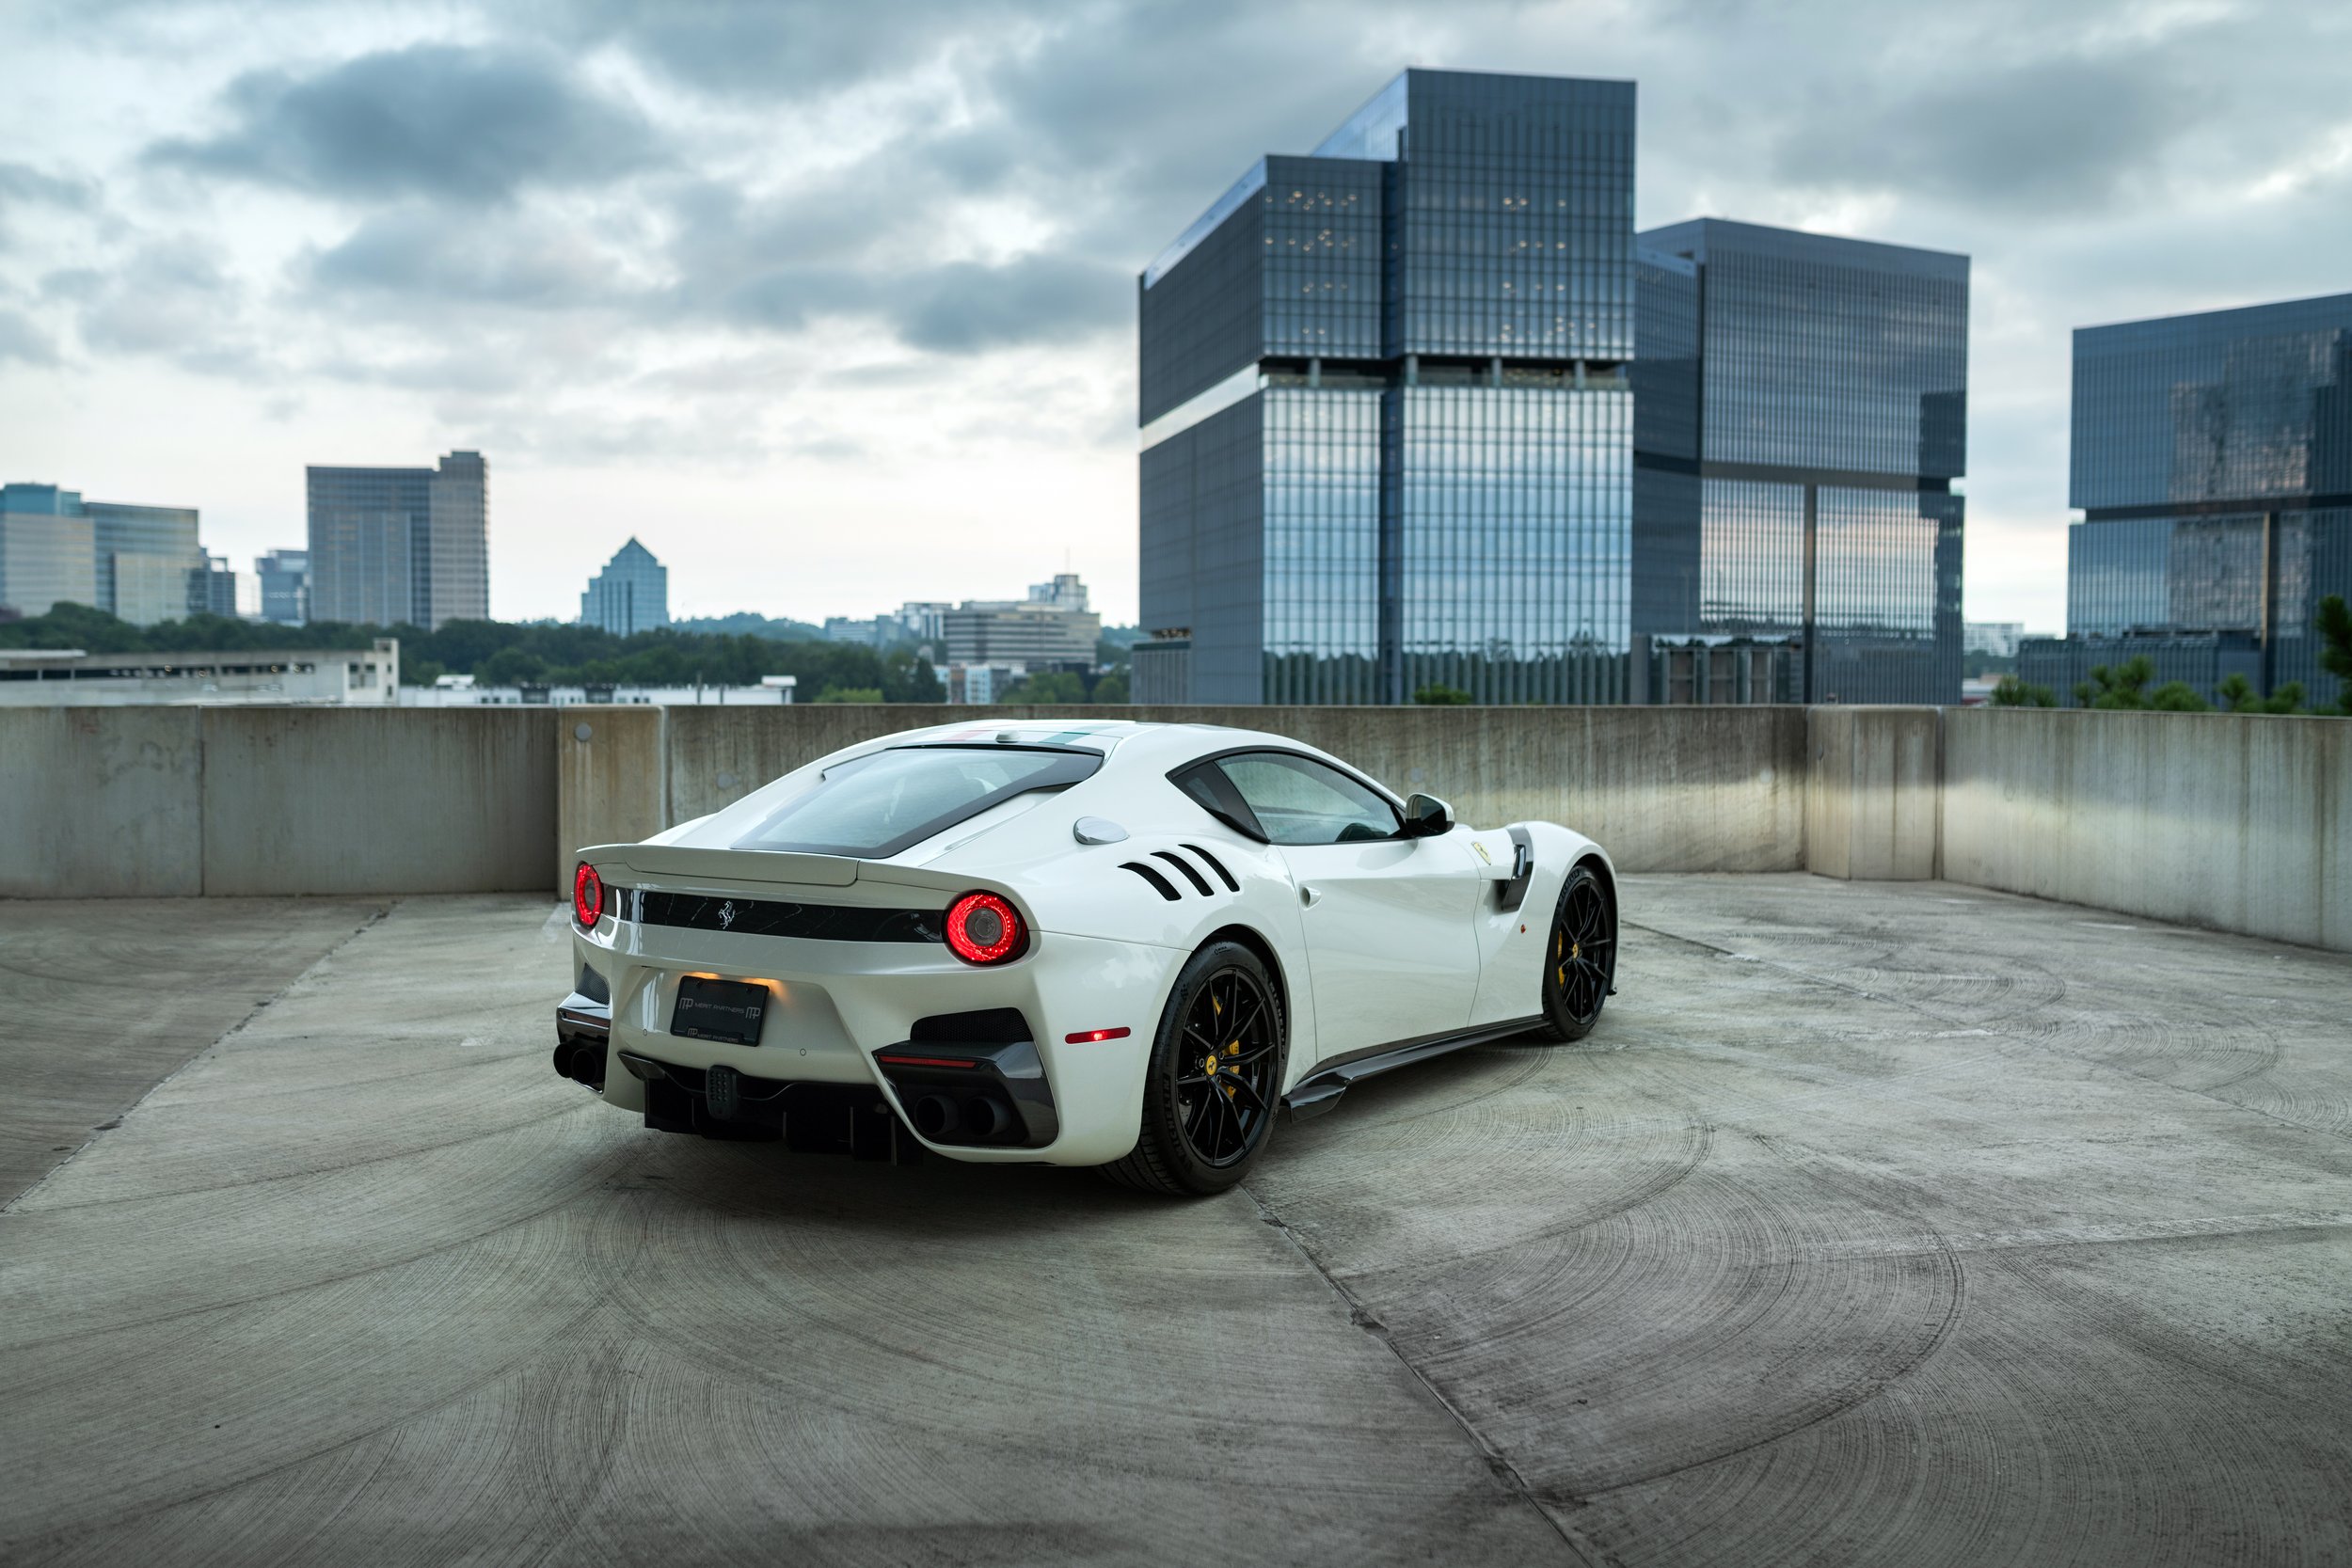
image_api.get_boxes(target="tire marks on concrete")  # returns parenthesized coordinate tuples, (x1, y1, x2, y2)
(1246, 875, 2352, 1566)
(1, 895, 1574, 1567)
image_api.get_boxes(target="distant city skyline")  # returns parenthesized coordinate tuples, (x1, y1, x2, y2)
(5, 2, 2349, 632)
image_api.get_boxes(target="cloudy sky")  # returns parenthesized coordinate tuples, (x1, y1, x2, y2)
(3, 0, 2346, 631)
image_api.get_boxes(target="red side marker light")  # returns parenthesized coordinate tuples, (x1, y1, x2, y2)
(944, 891, 1024, 964)
(1065, 1027, 1132, 1044)
(573, 862, 604, 928)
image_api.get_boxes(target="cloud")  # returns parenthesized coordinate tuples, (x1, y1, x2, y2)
(147, 43, 663, 204)
(0, 306, 58, 364)
(898, 255, 1128, 353)
(0, 160, 96, 253)
(52, 237, 262, 374)
(542, 0, 1028, 97)
(308, 206, 633, 309)
(0, 162, 92, 209)
(1770, 51, 2208, 216)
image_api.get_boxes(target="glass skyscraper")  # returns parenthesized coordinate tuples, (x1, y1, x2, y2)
(1631, 219, 1968, 704)
(307, 451, 489, 629)
(580, 537, 670, 636)
(2052, 291, 2352, 700)
(257, 548, 310, 626)
(1137, 69, 1636, 705)
(0, 483, 205, 626)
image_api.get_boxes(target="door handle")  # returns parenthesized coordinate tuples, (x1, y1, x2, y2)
(1299, 885, 1322, 908)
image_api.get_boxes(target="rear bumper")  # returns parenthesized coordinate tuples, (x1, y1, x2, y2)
(558, 920, 1179, 1165)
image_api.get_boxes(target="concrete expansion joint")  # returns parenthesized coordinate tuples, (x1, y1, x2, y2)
(1241, 1184, 1603, 1565)
(0, 901, 397, 1217)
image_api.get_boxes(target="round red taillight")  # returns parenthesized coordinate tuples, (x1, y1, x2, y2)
(573, 863, 604, 928)
(944, 891, 1023, 965)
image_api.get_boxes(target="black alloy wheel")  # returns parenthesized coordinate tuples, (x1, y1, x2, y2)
(1536, 862, 1615, 1042)
(1102, 941, 1286, 1196)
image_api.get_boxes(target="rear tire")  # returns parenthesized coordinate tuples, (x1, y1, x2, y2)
(1534, 862, 1615, 1042)
(1101, 942, 1286, 1196)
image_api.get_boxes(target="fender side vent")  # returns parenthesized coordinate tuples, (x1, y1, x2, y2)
(1151, 849, 1215, 896)
(1180, 843, 1241, 893)
(1120, 862, 1181, 900)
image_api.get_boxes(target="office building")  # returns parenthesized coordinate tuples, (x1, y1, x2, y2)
(307, 451, 488, 628)
(825, 602, 952, 649)
(0, 484, 97, 618)
(257, 549, 310, 626)
(1964, 621, 2024, 659)
(198, 554, 260, 619)
(2028, 291, 2352, 704)
(580, 537, 669, 636)
(1632, 219, 1968, 704)
(943, 574, 1101, 670)
(89, 500, 204, 623)
(1139, 69, 1636, 705)
(0, 483, 205, 625)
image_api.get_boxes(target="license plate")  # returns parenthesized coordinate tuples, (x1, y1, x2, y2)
(671, 976, 768, 1045)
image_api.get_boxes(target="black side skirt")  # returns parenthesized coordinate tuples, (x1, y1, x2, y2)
(1281, 1016, 1547, 1120)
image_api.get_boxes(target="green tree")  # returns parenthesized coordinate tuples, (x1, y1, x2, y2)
(880, 647, 944, 704)
(2318, 594, 2352, 715)
(2148, 681, 2212, 712)
(812, 686, 884, 704)
(1000, 671, 1088, 704)
(476, 647, 549, 687)
(2216, 673, 2306, 715)
(1413, 682, 1473, 705)
(2074, 657, 2154, 709)
(1988, 674, 2056, 707)
(1090, 672, 1129, 704)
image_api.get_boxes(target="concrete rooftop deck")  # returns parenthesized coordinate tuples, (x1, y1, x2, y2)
(3, 878, 2348, 1566)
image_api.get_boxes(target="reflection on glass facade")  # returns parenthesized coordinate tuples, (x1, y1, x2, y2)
(1631, 219, 1968, 703)
(1139, 69, 1636, 704)
(1263, 389, 1382, 703)
(2060, 292, 2352, 701)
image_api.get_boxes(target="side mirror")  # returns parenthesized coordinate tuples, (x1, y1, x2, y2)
(1403, 792, 1454, 838)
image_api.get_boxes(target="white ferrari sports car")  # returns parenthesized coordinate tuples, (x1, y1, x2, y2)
(553, 720, 1617, 1195)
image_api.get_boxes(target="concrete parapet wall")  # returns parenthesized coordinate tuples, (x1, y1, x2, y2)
(1944, 708, 2350, 953)
(0, 707, 204, 897)
(7, 703, 2344, 954)
(557, 707, 667, 893)
(1804, 707, 1942, 881)
(202, 707, 556, 895)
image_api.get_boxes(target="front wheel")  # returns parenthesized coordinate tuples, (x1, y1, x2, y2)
(1101, 942, 1286, 1196)
(1534, 862, 1615, 1042)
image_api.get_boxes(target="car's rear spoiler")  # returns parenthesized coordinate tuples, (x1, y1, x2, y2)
(574, 843, 993, 896)
(578, 844, 858, 887)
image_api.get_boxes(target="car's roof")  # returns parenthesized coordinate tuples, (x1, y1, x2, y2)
(861, 718, 1395, 801)
(870, 718, 1320, 768)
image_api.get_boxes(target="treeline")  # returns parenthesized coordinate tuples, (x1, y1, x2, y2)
(0, 603, 944, 702)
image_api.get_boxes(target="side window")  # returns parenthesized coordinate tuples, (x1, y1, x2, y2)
(1216, 753, 1399, 847)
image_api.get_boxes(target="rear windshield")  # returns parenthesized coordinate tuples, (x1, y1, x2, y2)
(732, 745, 1100, 859)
